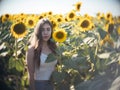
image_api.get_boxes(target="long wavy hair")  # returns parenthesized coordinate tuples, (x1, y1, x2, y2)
(29, 18, 57, 68)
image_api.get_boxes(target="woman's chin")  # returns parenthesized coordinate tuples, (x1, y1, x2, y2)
(43, 39, 49, 42)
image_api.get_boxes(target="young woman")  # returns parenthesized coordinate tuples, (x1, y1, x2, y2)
(26, 18, 57, 90)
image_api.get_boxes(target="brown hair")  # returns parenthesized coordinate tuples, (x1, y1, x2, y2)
(29, 18, 57, 68)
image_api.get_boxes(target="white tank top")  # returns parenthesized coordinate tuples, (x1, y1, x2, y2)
(34, 53, 57, 80)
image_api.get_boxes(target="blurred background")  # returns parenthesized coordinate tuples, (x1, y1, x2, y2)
(0, 0, 120, 16)
(0, 0, 120, 90)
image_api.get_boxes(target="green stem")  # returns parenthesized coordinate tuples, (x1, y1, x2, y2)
(15, 38, 18, 60)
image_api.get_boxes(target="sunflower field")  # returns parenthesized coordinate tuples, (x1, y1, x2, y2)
(0, 2, 120, 90)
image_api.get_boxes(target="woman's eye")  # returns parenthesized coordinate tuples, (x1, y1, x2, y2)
(47, 28, 50, 31)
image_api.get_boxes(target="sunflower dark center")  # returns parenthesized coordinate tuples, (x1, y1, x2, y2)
(57, 18, 61, 22)
(49, 12, 52, 15)
(39, 16, 43, 19)
(81, 20, 89, 28)
(56, 32, 64, 39)
(107, 14, 110, 18)
(100, 16, 105, 20)
(13, 23, 26, 34)
(77, 4, 80, 9)
(28, 20, 33, 25)
(5, 14, 9, 18)
(69, 13, 74, 18)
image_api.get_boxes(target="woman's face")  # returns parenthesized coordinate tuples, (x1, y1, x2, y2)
(41, 23, 52, 42)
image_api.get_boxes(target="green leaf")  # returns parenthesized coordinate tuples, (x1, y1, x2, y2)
(45, 53, 57, 63)
(9, 57, 16, 69)
(97, 28, 107, 39)
(9, 57, 24, 72)
(52, 71, 67, 83)
(15, 59, 24, 72)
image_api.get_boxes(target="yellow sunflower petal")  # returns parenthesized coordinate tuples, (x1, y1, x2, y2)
(52, 29, 67, 43)
(75, 2, 82, 11)
(10, 22, 27, 38)
(78, 17, 93, 32)
(66, 10, 76, 21)
(25, 16, 37, 28)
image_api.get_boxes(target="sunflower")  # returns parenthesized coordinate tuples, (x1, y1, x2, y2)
(25, 16, 37, 28)
(38, 13, 45, 20)
(96, 12, 100, 17)
(97, 13, 105, 20)
(1, 14, 12, 23)
(105, 12, 113, 21)
(50, 18, 58, 30)
(78, 17, 92, 31)
(52, 29, 67, 43)
(12, 13, 27, 23)
(10, 22, 27, 38)
(55, 15, 65, 24)
(75, 2, 82, 11)
(48, 11, 53, 15)
(75, 16, 81, 21)
(66, 10, 76, 21)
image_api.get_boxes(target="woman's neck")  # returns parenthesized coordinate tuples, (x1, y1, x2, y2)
(42, 41, 51, 54)
(42, 41, 48, 48)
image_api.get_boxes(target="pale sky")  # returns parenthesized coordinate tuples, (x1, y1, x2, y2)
(0, 0, 120, 16)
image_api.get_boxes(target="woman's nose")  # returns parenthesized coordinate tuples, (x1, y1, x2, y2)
(44, 30, 48, 34)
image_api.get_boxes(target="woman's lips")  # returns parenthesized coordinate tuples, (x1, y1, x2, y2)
(43, 36, 49, 38)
